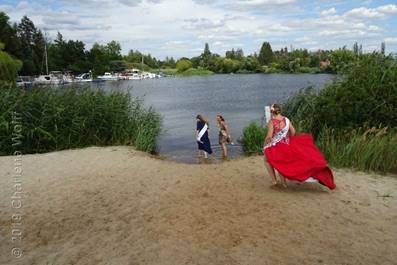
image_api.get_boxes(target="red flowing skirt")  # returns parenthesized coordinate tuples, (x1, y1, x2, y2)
(264, 134, 336, 190)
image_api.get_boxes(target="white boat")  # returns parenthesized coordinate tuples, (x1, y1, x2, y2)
(62, 71, 75, 83)
(16, 76, 33, 88)
(75, 72, 93, 82)
(34, 71, 64, 85)
(129, 73, 142, 80)
(123, 69, 142, 80)
(97, 72, 120, 81)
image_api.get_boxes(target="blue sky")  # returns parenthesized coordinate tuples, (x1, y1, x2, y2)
(1, 0, 397, 59)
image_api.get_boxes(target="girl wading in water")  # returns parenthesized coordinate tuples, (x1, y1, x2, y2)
(217, 114, 232, 159)
(196, 114, 212, 158)
(263, 104, 336, 190)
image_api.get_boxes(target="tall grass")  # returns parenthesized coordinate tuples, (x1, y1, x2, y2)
(316, 127, 397, 174)
(240, 122, 267, 155)
(0, 85, 162, 155)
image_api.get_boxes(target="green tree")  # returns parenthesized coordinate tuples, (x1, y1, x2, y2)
(176, 59, 192, 72)
(381, 42, 386, 55)
(226, 48, 244, 61)
(0, 43, 22, 83)
(161, 56, 176, 68)
(125, 49, 143, 63)
(16, 16, 45, 75)
(203, 43, 211, 57)
(106, 40, 122, 60)
(243, 56, 260, 72)
(0, 12, 21, 59)
(48, 32, 89, 73)
(258, 42, 273, 65)
(17, 16, 36, 74)
(88, 43, 109, 76)
(329, 48, 356, 74)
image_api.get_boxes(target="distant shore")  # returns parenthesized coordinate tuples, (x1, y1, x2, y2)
(1, 146, 396, 265)
(156, 67, 327, 77)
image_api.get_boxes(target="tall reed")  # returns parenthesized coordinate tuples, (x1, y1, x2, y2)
(240, 122, 268, 155)
(0, 85, 162, 155)
(316, 127, 397, 174)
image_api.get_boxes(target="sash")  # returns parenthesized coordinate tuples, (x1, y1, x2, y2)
(264, 118, 290, 149)
(197, 123, 208, 143)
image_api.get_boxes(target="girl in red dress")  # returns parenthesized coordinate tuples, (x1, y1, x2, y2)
(263, 104, 336, 190)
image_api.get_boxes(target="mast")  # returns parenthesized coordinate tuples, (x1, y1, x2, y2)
(141, 55, 144, 70)
(45, 41, 49, 75)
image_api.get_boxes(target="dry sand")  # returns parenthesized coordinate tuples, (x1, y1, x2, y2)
(0, 146, 396, 265)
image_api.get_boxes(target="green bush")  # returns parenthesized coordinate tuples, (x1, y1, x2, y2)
(240, 122, 267, 155)
(0, 85, 162, 155)
(180, 68, 213, 76)
(176, 59, 192, 72)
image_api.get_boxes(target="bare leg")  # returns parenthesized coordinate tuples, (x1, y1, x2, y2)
(204, 151, 208, 159)
(264, 156, 277, 185)
(221, 143, 227, 158)
(278, 172, 288, 188)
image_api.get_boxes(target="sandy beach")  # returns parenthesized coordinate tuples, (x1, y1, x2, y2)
(0, 146, 396, 265)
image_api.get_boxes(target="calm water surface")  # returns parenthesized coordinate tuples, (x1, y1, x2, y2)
(92, 74, 335, 163)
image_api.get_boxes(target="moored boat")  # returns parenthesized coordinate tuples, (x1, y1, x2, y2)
(16, 76, 33, 88)
(75, 72, 93, 82)
(34, 71, 64, 85)
(97, 72, 120, 81)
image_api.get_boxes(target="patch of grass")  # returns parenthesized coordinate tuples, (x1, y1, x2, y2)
(0, 85, 162, 155)
(156, 68, 178, 76)
(240, 122, 267, 156)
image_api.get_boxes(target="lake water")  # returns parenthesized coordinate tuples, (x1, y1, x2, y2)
(91, 74, 335, 163)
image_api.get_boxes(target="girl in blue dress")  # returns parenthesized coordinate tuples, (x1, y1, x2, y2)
(196, 114, 212, 158)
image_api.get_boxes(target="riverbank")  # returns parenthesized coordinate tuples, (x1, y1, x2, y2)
(1, 146, 396, 265)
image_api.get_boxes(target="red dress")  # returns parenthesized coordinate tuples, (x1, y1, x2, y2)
(264, 118, 336, 190)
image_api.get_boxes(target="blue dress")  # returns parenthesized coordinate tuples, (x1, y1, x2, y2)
(197, 121, 212, 154)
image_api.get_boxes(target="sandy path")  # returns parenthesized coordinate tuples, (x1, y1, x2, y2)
(0, 146, 396, 265)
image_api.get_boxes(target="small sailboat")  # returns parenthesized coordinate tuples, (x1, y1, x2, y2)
(34, 71, 64, 85)
(34, 43, 64, 85)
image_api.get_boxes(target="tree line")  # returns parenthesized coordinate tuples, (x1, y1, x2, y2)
(0, 11, 390, 78)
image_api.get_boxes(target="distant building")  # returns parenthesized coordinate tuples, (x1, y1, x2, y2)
(320, 59, 331, 68)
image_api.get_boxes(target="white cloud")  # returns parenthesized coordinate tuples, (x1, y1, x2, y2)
(384, 37, 397, 44)
(3, 0, 397, 57)
(235, 0, 297, 6)
(344, 4, 397, 19)
(320, 7, 336, 16)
